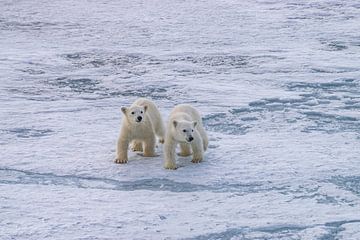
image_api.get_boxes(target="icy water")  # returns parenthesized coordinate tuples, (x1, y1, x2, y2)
(1, 0, 360, 239)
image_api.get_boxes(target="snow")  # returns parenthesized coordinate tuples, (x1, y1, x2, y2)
(1, 0, 360, 239)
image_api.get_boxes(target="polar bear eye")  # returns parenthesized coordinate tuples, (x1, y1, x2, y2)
(140, 111, 143, 114)
(131, 112, 135, 115)
(192, 129, 194, 132)
(183, 129, 186, 133)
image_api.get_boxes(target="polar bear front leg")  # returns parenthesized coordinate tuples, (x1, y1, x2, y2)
(115, 137, 129, 164)
(191, 132, 204, 163)
(143, 133, 156, 157)
(164, 138, 177, 170)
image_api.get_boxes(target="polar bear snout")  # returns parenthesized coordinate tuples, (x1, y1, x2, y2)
(136, 116, 143, 122)
(187, 136, 194, 142)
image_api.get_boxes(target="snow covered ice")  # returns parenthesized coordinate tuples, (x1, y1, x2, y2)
(1, 0, 360, 239)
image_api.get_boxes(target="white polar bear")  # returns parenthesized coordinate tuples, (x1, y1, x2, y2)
(115, 98, 165, 164)
(164, 104, 208, 169)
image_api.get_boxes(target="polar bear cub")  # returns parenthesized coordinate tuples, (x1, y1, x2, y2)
(115, 98, 165, 164)
(164, 104, 208, 169)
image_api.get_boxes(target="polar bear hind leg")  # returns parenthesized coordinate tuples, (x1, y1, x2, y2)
(155, 120, 166, 144)
(178, 143, 192, 156)
(130, 140, 143, 152)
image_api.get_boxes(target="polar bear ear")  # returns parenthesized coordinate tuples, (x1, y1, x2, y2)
(173, 120, 178, 128)
(193, 121, 197, 127)
(121, 107, 127, 114)
(143, 105, 148, 112)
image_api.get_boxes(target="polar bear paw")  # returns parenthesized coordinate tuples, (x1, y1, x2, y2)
(164, 161, 177, 170)
(178, 152, 192, 157)
(130, 142, 143, 152)
(143, 152, 158, 157)
(115, 158, 128, 164)
(191, 156, 202, 163)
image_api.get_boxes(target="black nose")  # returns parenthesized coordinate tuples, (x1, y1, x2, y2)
(137, 116, 142, 121)
(188, 136, 194, 142)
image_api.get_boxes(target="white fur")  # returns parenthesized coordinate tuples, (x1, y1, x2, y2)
(115, 98, 165, 164)
(164, 104, 208, 169)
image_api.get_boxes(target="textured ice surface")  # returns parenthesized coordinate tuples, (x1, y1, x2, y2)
(1, 0, 360, 239)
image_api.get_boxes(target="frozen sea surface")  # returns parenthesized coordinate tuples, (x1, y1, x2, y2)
(1, 0, 360, 239)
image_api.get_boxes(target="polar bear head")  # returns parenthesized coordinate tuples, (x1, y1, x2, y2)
(121, 105, 148, 124)
(171, 120, 197, 143)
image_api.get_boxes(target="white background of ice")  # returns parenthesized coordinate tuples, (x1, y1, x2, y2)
(1, 0, 360, 239)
